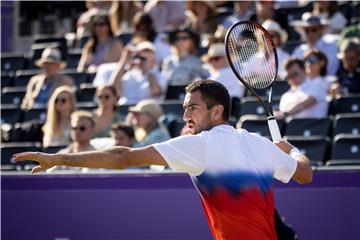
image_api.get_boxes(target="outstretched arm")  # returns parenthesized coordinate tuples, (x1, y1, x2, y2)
(13, 146, 167, 174)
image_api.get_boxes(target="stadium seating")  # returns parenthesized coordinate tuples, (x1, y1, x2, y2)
(117, 32, 132, 45)
(1, 54, 26, 72)
(66, 49, 82, 69)
(1, 86, 26, 105)
(160, 114, 184, 138)
(22, 105, 47, 122)
(77, 101, 98, 112)
(42, 144, 68, 154)
(286, 136, 331, 166)
(1, 104, 23, 124)
(14, 69, 40, 87)
(1, 72, 14, 88)
(160, 100, 184, 117)
(237, 115, 286, 138)
(165, 85, 187, 100)
(77, 83, 96, 102)
(284, 117, 332, 137)
(252, 80, 290, 98)
(60, 69, 91, 88)
(333, 113, 360, 136)
(1, 142, 41, 170)
(331, 95, 360, 114)
(239, 97, 280, 117)
(330, 134, 360, 161)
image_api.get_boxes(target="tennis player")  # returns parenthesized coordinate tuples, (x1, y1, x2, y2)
(13, 79, 312, 239)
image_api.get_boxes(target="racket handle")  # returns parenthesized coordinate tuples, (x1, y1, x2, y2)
(267, 117, 282, 142)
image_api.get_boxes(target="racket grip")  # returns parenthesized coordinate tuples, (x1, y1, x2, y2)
(267, 117, 282, 142)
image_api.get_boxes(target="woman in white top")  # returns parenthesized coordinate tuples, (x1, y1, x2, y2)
(42, 86, 77, 147)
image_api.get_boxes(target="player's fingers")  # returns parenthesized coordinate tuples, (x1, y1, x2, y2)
(12, 152, 39, 162)
(32, 165, 46, 174)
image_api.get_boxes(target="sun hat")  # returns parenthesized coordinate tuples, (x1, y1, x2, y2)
(291, 12, 329, 29)
(262, 19, 288, 43)
(135, 41, 156, 52)
(35, 47, 66, 69)
(129, 99, 164, 119)
(201, 43, 226, 62)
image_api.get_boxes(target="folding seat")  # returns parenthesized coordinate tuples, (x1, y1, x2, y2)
(284, 117, 332, 137)
(118, 104, 132, 117)
(285, 136, 330, 166)
(1, 54, 26, 72)
(331, 95, 360, 114)
(22, 105, 47, 122)
(77, 84, 96, 102)
(237, 115, 286, 138)
(117, 32, 132, 45)
(160, 100, 184, 118)
(239, 97, 280, 117)
(251, 80, 290, 98)
(33, 35, 67, 54)
(61, 69, 90, 88)
(1, 86, 26, 105)
(1, 72, 14, 88)
(330, 134, 360, 161)
(1, 142, 42, 170)
(165, 85, 187, 100)
(14, 69, 40, 87)
(160, 114, 184, 138)
(42, 144, 68, 154)
(1, 104, 23, 124)
(66, 49, 82, 69)
(333, 113, 360, 136)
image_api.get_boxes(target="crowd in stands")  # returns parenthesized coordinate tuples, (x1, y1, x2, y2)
(1, 0, 360, 171)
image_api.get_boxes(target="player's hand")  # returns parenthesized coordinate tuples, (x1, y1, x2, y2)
(275, 140, 294, 154)
(12, 152, 57, 174)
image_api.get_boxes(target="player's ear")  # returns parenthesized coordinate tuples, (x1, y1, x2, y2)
(211, 105, 224, 121)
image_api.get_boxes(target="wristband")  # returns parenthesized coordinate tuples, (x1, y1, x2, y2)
(289, 147, 302, 158)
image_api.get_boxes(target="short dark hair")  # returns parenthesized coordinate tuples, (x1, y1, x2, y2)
(284, 57, 305, 71)
(186, 79, 231, 121)
(111, 122, 135, 139)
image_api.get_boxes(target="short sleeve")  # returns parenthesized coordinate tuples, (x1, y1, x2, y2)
(153, 133, 208, 176)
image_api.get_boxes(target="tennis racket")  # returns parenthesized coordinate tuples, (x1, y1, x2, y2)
(225, 21, 282, 142)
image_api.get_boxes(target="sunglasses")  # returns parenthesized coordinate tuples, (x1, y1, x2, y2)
(55, 97, 68, 104)
(98, 94, 111, 100)
(305, 55, 319, 65)
(209, 56, 223, 62)
(94, 22, 107, 27)
(175, 36, 190, 41)
(304, 27, 321, 34)
(71, 126, 87, 132)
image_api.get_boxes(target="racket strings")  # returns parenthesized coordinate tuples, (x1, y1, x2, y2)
(227, 23, 276, 89)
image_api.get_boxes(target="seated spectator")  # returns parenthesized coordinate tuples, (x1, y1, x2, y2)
(304, 49, 332, 93)
(291, 13, 339, 76)
(312, 1, 348, 34)
(77, 14, 123, 73)
(42, 86, 77, 148)
(127, 99, 170, 148)
(262, 19, 290, 79)
(276, 58, 328, 119)
(185, 1, 218, 36)
(128, 12, 171, 64)
(59, 110, 96, 153)
(110, 122, 135, 147)
(21, 47, 74, 110)
(162, 27, 210, 85)
(93, 85, 122, 138)
(202, 43, 245, 100)
(334, 38, 360, 94)
(221, 1, 254, 29)
(110, 41, 167, 105)
(144, 0, 186, 32)
(109, 1, 143, 34)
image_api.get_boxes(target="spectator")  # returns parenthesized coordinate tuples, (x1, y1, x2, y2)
(93, 85, 122, 138)
(185, 1, 218, 36)
(109, 1, 143, 34)
(202, 43, 245, 100)
(77, 14, 123, 73)
(312, 1, 348, 34)
(109, 41, 167, 105)
(21, 47, 74, 110)
(162, 27, 210, 85)
(291, 13, 339, 76)
(42, 86, 77, 148)
(59, 110, 96, 153)
(144, 0, 186, 32)
(262, 19, 290, 79)
(276, 58, 328, 119)
(222, 1, 254, 29)
(334, 38, 360, 94)
(128, 12, 171, 64)
(127, 99, 170, 148)
(250, 0, 290, 35)
(304, 49, 332, 93)
(110, 122, 135, 147)
(76, 1, 111, 42)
